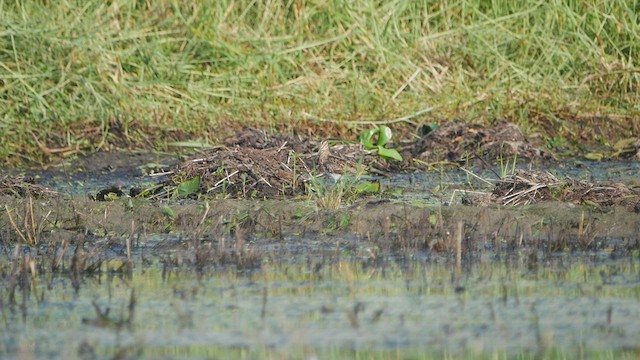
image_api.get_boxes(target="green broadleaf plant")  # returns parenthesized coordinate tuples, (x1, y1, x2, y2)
(359, 125, 403, 161)
(176, 176, 201, 197)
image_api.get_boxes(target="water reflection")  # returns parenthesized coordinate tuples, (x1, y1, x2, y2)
(2, 246, 639, 359)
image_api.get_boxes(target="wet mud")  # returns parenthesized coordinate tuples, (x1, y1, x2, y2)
(4, 121, 639, 209)
(1, 121, 640, 358)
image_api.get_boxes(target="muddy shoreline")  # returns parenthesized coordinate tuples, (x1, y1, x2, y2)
(2, 195, 638, 256)
(2, 121, 639, 256)
(3, 121, 640, 209)
(2, 122, 640, 358)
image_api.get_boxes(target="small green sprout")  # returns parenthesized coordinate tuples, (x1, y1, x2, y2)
(359, 125, 403, 161)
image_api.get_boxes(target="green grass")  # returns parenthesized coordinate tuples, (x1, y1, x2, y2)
(1, 0, 638, 164)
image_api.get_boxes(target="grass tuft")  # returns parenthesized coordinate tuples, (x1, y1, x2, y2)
(1, 1, 638, 164)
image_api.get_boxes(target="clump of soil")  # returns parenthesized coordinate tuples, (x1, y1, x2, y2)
(174, 146, 308, 198)
(0, 176, 58, 197)
(164, 128, 390, 198)
(410, 120, 552, 163)
(167, 121, 554, 199)
(492, 170, 560, 206)
(221, 127, 314, 153)
(6, 121, 637, 211)
(560, 178, 637, 208)
(472, 169, 640, 211)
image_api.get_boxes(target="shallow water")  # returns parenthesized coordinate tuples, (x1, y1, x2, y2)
(18, 150, 640, 204)
(383, 160, 640, 205)
(3, 156, 640, 358)
(2, 247, 639, 359)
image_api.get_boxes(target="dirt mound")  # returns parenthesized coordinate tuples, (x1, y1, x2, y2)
(6, 122, 636, 208)
(173, 146, 307, 198)
(411, 121, 551, 163)
(561, 178, 637, 208)
(163, 128, 390, 198)
(222, 127, 315, 153)
(0, 176, 58, 198)
(471, 169, 640, 211)
(175, 121, 553, 199)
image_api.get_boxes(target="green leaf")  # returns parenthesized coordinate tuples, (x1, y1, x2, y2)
(584, 152, 604, 161)
(176, 176, 201, 197)
(354, 180, 380, 194)
(162, 205, 175, 219)
(359, 128, 378, 150)
(377, 146, 403, 161)
(103, 192, 120, 201)
(419, 123, 439, 136)
(377, 125, 393, 147)
(612, 138, 637, 150)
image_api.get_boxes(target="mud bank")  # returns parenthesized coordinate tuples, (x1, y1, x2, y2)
(2, 196, 638, 257)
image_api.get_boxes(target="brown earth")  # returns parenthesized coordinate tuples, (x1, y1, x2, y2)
(1, 195, 638, 259)
(159, 121, 555, 199)
(407, 120, 554, 163)
(1, 121, 639, 211)
(465, 169, 640, 212)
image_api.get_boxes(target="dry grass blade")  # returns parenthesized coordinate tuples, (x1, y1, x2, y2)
(495, 170, 560, 206)
(0, 176, 58, 198)
(502, 184, 552, 206)
(4, 197, 52, 245)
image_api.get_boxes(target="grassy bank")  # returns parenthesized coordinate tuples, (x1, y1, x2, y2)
(1, 0, 638, 165)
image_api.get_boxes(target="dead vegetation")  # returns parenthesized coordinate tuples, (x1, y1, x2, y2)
(161, 128, 389, 199)
(0, 175, 58, 198)
(492, 170, 561, 206)
(3, 196, 52, 245)
(157, 122, 554, 199)
(408, 120, 552, 163)
(464, 169, 640, 211)
(1, 122, 639, 213)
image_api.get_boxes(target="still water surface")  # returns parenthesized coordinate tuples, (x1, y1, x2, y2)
(2, 247, 639, 359)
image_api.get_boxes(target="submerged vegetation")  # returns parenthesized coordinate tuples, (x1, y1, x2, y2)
(1, 0, 638, 164)
(1, 195, 639, 358)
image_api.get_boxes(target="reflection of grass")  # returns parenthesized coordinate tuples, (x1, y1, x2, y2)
(3, 246, 640, 358)
(142, 347, 639, 360)
(1, 1, 637, 164)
